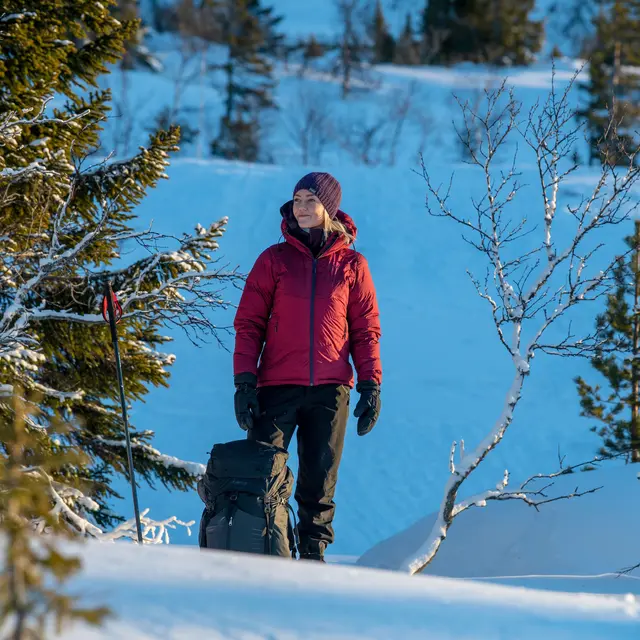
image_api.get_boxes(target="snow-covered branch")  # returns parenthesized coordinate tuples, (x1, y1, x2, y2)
(450, 455, 610, 518)
(403, 68, 640, 575)
(99, 508, 195, 544)
(0, 95, 89, 183)
(27, 465, 195, 544)
(0, 103, 239, 399)
(0, 99, 242, 536)
(93, 435, 206, 478)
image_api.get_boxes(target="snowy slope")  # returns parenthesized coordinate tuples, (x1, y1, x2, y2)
(359, 464, 640, 583)
(269, 0, 417, 39)
(52, 539, 639, 639)
(127, 152, 632, 558)
(94, 4, 636, 560)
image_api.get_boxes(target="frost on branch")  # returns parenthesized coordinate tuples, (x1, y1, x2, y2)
(402, 67, 640, 575)
(99, 508, 195, 544)
(0, 96, 242, 535)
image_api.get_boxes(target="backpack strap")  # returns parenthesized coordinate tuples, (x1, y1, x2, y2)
(264, 505, 272, 554)
(286, 503, 300, 559)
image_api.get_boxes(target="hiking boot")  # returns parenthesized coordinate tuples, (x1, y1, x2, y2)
(299, 540, 326, 562)
(299, 552, 326, 563)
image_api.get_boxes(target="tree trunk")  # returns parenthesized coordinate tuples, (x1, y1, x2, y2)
(632, 220, 640, 462)
(225, 59, 234, 123)
(197, 47, 206, 159)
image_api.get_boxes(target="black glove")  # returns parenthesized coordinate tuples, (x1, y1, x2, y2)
(234, 372, 259, 431)
(353, 381, 381, 436)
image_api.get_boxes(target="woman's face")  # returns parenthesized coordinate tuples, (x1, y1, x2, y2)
(293, 189, 326, 229)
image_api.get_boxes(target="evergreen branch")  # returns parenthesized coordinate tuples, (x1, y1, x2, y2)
(93, 435, 206, 478)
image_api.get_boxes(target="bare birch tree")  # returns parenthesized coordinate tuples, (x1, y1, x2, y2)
(283, 87, 334, 165)
(401, 70, 640, 575)
(336, 81, 426, 166)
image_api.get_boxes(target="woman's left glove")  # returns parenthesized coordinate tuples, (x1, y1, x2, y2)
(353, 381, 381, 436)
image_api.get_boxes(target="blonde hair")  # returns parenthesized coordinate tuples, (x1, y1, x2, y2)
(322, 211, 355, 245)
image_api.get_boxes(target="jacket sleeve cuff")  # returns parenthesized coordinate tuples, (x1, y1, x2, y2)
(356, 380, 379, 392)
(234, 372, 258, 388)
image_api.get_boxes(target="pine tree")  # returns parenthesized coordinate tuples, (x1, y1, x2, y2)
(422, 0, 543, 65)
(299, 35, 326, 76)
(249, 0, 284, 57)
(370, 0, 395, 64)
(113, 0, 162, 72)
(394, 13, 420, 65)
(111, 1, 163, 155)
(304, 35, 325, 61)
(578, 0, 640, 166)
(421, 0, 452, 63)
(0, 391, 111, 638)
(0, 0, 239, 531)
(575, 222, 640, 463)
(211, 0, 282, 161)
(548, 0, 603, 57)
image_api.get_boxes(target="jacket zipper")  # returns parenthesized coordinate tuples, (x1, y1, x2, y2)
(310, 258, 317, 386)
(303, 235, 338, 389)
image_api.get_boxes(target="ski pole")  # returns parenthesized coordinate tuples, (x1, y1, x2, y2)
(102, 282, 143, 544)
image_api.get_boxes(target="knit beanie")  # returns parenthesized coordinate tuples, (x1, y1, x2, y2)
(293, 172, 342, 220)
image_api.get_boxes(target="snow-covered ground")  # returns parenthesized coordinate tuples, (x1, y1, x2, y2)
(53, 465, 638, 638)
(20, 1, 640, 637)
(359, 465, 640, 581)
(129, 147, 631, 557)
(61, 538, 639, 640)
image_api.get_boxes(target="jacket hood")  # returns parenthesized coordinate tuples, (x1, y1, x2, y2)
(279, 200, 357, 251)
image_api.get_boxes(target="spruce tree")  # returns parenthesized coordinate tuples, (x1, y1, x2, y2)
(304, 35, 325, 62)
(370, 0, 395, 64)
(211, 0, 281, 161)
(422, 0, 543, 65)
(299, 35, 326, 76)
(0, 391, 110, 638)
(111, 0, 163, 155)
(394, 13, 420, 65)
(421, 0, 452, 63)
(0, 0, 239, 531)
(575, 222, 640, 463)
(113, 0, 162, 71)
(578, 0, 640, 165)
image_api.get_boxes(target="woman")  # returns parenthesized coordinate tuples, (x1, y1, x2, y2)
(233, 172, 382, 562)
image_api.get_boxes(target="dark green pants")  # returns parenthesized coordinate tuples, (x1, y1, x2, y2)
(247, 384, 350, 553)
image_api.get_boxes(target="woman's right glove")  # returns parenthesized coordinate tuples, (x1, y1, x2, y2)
(234, 372, 260, 431)
(353, 381, 381, 436)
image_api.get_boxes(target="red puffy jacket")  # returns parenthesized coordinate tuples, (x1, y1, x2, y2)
(233, 208, 382, 388)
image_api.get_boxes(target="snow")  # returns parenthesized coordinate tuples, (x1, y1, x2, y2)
(0, 12, 36, 23)
(8, 0, 640, 636)
(49, 539, 639, 639)
(96, 436, 206, 477)
(30, 462, 635, 638)
(359, 464, 640, 583)
(129, 154, 634, 558)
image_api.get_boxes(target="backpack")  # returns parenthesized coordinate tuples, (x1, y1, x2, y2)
(197, 439, 299, 558)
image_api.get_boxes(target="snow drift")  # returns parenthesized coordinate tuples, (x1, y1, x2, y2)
(59, 537, 639, 639)
(358, 464, 640, 589)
